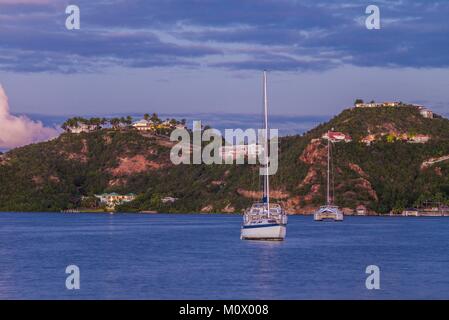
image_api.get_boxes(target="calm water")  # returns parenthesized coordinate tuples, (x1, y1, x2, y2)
(1, 212, 449, 299)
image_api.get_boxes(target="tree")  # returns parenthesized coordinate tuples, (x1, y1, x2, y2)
(386, 134, 396, 143)
(354, 99, 364, 106)
(151, 113, 160, 123)
(110, 118, 121, 130)
(61, 117, 80, 132)
(144, 113, 150, 121)
(150, 193, 161, 209)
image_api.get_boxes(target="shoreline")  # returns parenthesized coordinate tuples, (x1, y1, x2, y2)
(0, 210, 448, 217)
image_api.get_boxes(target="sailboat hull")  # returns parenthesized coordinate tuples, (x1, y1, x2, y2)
(314, 205, 344, 221)
(240, 223, 286, 241)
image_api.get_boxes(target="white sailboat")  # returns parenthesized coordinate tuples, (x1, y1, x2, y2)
(314, 130, 344, 221)
(240, 71, 288, 241)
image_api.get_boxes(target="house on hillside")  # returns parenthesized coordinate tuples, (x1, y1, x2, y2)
(402, 208, 419, 216)
(322, 131, 352, 143)
(383, 101, 400, 107)
(67, 123, 96, 134)
(356, 205, 367, 215)
(360, 134, 376, 146)
(356, 102, 382, 108)
(219, 144, 263, 160)
(132, 119, 154, 131)
(419, 107, 434, 119)
(161, 196, 178, 204)
(95, 193, 136, 209)
(408, 134, 430, 144)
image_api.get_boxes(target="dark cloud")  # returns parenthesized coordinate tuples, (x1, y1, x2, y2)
(0, 0, 448, 72)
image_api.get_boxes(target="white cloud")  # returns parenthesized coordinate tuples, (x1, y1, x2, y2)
(0, 84, 58, 149)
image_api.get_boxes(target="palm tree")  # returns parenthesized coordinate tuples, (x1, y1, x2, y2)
(151, 113, 160, 124)
(110, 118, 121, 130)
(61, 117, 79, 132)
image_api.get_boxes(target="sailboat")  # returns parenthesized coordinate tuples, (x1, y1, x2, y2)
(314, 130, 344, 221)
(240, 71, 288, 241)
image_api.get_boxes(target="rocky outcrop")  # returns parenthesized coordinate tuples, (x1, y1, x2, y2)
(299, 139, 326, 165)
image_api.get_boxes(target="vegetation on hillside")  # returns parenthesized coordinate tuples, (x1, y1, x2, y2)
(0, 106, 448, 214)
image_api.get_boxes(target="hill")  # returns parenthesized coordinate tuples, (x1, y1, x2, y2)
(0, 106, 449, 214)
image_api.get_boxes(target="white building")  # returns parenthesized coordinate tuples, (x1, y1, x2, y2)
(419, 108, 433, 119)
(322, 131, 352, 143)
(95, 193, 136, 209)
(219, 144, 264, 159)
(68, 124, 95, 134)
(355, 101, 400, 108)
(161, 196, 178, 204)
(132, 119, 154, 131)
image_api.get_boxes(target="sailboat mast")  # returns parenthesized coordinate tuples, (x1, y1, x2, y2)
(327, 130, 330, 205)
(263, 70, 270, 211)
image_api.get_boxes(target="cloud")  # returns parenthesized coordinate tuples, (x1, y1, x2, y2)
(0, 84, 59, 149)
(1, 0, 449, 72)
(0, 0, 52, 4)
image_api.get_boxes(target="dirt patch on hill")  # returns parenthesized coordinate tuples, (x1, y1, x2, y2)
(348, 163, 369, 179)
(49, 175, 60, 183)
(64, 152, 88, 163)
(299, 167, 320, 188)
(299, 139, 327, 165)
(60, 139, 89, 163)
(110, 155, 162, 176)
(32, 176, 44, 185)
(303, 184, 321, 202)
(354, 178, 378, 201)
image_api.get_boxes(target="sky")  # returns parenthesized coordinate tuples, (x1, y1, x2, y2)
(1, 0, 449, 121)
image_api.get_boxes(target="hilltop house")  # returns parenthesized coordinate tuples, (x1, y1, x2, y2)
(322, 131, 352, 143)
(419, 107, 434, 119)
(132, 119, 154, 131)
(355, 101, 434, 119)
(95, 193, 136, 209)
(355, 101, 400, 108)
(67, 123, 96, 134)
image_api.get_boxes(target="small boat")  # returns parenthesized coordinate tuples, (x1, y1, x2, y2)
(314, 130, 344, 222)
(241, 71, 288, 240)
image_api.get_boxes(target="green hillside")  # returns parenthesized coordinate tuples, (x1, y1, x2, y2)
(1, 106, 448, 214)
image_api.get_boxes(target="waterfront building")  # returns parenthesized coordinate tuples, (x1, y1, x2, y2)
(95, 193, 136, 209)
